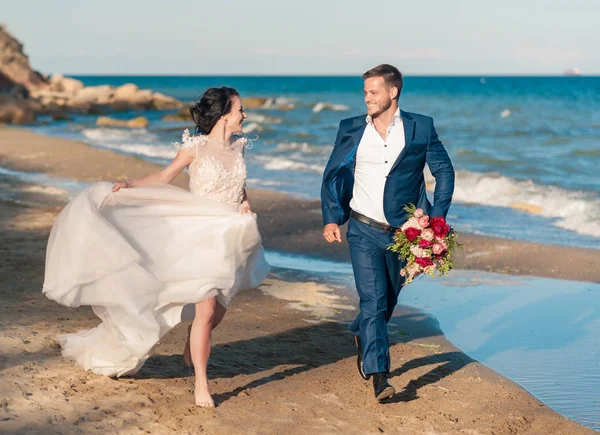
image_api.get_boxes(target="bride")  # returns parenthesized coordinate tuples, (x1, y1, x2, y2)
(42, 87, 270, 407)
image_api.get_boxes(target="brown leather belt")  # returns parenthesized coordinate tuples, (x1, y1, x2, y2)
(350, 210, 398, 233)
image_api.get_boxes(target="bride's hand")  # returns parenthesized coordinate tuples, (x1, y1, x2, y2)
(112, 180, 129, 192)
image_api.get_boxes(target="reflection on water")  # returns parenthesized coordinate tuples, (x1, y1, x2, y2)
(266, 251, 600, 431)
(403, 271, 600, 432)
(0, 166, 89, 198)
(266, 251, 353, 275)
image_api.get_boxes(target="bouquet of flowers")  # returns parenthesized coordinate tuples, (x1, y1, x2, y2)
(388, 204, 461, 284)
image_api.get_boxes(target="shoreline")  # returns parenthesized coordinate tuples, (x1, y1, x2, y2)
(0, 126, 597, 433)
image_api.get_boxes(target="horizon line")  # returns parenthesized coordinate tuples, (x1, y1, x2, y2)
(61, 73, 600, 78)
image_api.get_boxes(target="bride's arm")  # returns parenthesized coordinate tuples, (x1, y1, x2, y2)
(112, 148, 195, 191)
(240, 188, 252, 214)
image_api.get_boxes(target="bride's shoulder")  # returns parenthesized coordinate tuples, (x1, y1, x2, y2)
(172, 129, 210, 150)
(231, 134, 255, 153)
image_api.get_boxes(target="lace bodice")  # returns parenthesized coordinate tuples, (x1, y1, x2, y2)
(173, 129, 248, 205)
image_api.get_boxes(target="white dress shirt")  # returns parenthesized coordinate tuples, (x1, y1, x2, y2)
(350, 108, 405, 224)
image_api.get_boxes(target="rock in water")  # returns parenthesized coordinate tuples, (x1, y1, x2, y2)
(0, 26, 182, 124)
(96, 116, 149, 129)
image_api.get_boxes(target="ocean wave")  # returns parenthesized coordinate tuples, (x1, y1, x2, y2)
(254, 155, 325, 173)
(252, 154, 600, 238)
(246, 178, 286, 187)
(81, 128, 176, 160)
(81, 127, 158, 143)
(275, 142, 333, 156)
(92, 142, 177, 160)
(262, 97, 296, 110)
(426, 169, 600, 238)
(243, 122, 263, 133)
(245, 113, 283, 124)
(312, 102, 350, 113)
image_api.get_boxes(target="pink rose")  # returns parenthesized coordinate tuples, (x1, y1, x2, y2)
(432, 243, 445, 255)
(414, 208, 424, 218)
(439, 239, 448, 251)
(410, 245, 430, 258)
(421, 228, 435, 241)
(418, 216, 430, 229)
(401, 217, 420, 232)
(407, 262, 421, 276)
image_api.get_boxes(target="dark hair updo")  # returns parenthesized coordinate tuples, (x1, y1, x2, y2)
(189, 87, 240, 134)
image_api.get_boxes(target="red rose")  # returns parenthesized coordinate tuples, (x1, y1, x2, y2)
(418, 239, 433, 249)
(415, 257, 434, 268)
(430, 217, 450, 238)
(404, 227, 421, 242)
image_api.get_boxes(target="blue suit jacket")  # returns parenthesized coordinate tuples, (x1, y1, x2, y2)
(321, 110, 455, 227)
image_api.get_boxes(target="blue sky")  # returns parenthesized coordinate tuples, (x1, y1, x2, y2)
(2, 0, 599, 75)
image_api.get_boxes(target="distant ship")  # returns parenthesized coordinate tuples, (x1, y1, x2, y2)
(564, 68, 581, 76)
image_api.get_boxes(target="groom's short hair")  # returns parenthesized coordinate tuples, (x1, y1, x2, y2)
(362, 64, 403, 99)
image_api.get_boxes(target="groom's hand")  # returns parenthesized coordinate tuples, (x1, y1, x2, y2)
(323, 223, 342, 243)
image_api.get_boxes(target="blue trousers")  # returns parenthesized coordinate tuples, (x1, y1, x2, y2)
(347, 218, 406, 374)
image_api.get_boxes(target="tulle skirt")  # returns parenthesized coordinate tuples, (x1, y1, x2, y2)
(43, 182, 270, 377)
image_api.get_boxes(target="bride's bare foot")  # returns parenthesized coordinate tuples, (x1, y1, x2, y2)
(194, 382, 214, 408)
(183, 325, 193, 367)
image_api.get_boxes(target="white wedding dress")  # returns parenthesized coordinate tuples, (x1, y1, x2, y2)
(43, 130, 270, 377)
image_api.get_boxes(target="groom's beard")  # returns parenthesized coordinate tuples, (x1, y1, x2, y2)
(368, 98, 393, 119)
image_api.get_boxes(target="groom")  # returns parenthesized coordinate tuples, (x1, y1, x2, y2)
(321, 64, 455, 401)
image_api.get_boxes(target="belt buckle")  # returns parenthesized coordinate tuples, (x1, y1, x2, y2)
(384, 222, 397, 233)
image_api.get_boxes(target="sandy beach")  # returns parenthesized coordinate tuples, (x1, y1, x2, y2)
(1, 126, 598, 434)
